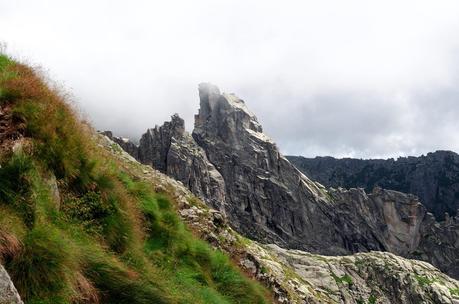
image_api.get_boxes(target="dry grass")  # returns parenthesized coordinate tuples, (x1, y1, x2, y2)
(0, 229, 22, 262)
(1, 62, 94, 184)
(71, 272, 100, 304)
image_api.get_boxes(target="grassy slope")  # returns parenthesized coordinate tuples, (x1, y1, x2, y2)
(0, 54, 270, 304)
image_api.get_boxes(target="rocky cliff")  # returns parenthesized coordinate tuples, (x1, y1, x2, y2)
(114, 83, 459, 280)
(287, 152, 459, 220)
(136, 114, 228, 212)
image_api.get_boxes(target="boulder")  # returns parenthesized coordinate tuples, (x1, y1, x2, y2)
(0, 265, 23, 304)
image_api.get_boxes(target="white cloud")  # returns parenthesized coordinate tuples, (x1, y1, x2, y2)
(1, 0, 459, 158)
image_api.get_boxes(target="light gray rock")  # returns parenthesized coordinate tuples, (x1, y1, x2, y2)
(251, 244, 459, 304)
(0, 265, 23, 304)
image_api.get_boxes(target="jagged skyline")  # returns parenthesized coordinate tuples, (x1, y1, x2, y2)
(2, 0, 459, 158)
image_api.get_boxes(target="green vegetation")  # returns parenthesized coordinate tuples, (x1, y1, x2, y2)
(332, 273, 353, 285)
(356, 294, 377, 304)
(368, 294, 377, 304)
(0, 54, 269, 303)
(414, 274, 436, 287)
(449, 288, 459, 297)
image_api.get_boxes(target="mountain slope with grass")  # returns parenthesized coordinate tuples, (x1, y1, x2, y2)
(0, 54, 270, 304)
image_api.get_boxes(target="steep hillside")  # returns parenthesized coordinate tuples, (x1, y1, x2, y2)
(0, 55, 270, 303)
(286, 153, 459, 220)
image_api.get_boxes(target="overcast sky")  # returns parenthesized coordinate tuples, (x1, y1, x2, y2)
(2, 0, 459, 158)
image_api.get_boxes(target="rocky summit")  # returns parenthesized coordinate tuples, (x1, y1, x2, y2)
(114, 83, 459, 281)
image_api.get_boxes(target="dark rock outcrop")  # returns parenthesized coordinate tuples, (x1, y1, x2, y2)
(135, 114, 226, 212)
(138, 114, 185, 172)
(287, 153, 459, 220)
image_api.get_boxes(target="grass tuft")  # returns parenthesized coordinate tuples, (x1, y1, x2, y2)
(7, 225, 79, 303)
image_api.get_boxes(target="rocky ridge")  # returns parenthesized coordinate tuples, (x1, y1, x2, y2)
(104, 115, 227, 212)
(286, 153, 459, 220)
(112, 83, 459, 280)
(102, 134, 459, 304)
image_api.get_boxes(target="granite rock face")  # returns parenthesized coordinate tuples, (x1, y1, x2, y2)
(192, 83, 338, 247)
(138, 114, 185, 173)
(287, 153, 459, 220)
(166, 133, 227, 212)
(137, 114, 227, 212)
(0, 265, 23, 304)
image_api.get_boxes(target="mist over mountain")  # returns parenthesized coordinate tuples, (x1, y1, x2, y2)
(3, 1, 459, 158)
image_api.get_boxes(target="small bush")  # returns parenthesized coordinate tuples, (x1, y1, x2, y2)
(0, 229, 22, 262)
(63, 191, 114, 223)
(0, 152, 33, 202)
(368, 294, 377, 304)
(0, 54, 12, 71)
